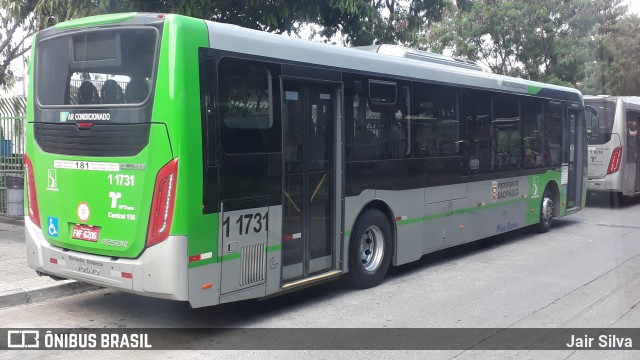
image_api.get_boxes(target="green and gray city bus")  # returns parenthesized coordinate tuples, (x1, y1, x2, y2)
(25, 13, 587, 308)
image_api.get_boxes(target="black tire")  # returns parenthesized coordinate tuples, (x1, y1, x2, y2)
(536, 187, 555, 233)
(610, 192, 625, 207)
(347, 209, 393, 289)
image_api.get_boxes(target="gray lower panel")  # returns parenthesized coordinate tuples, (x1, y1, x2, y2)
(188, 263, 221, 308)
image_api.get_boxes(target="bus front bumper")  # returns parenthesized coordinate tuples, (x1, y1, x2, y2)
(24, 217, 189, 301)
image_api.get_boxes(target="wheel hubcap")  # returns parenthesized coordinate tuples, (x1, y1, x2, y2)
(359, 225, 384, 272)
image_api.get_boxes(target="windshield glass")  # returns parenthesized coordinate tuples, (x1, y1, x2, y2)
(585, 100, 616, 145)
(36, 27, 159, 107)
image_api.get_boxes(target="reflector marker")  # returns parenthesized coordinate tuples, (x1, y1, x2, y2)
(49, 258, 66, 266)
(188, 252, 213, 263)
(110, 270, 133, 279)
(395, 216, 408, 221)
(284, 233, 302, 241)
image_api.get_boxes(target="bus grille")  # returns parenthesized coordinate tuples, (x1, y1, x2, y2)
(240, 243, 266, 286)
(34, 123, 150, 157)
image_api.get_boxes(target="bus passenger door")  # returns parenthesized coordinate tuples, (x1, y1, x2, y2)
(281, 81, 336, 283)
(624, 111, 640, 194)
(567, 107, 583, 210)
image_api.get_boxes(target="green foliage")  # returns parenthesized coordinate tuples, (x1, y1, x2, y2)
(337, 0, 451, 46)
(0, 0, 38, 88)
(426, 0, 629, 90)
(580, 14, 640, 95)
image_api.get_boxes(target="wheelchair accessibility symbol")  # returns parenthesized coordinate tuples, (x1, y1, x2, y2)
(47, 217, 59, 238)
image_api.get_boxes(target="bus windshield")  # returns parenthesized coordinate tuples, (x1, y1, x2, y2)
(585, 100, 616, 145)
(36, 27, 159, 110)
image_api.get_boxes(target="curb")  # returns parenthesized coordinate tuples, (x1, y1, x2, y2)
(0, 281, 101, 309)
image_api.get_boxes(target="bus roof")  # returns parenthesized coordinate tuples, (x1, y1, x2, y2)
(584, 95, 640, 104)
(204, 18, 582, 103)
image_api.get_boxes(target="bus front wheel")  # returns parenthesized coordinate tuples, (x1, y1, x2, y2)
(348, 209, 392, 289)
(536, 188, 555, 233)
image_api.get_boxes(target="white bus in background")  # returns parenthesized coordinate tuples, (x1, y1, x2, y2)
(585, 96, 640, 198)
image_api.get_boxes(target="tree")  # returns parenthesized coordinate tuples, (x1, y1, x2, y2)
(31, 0, 365, 37)
(0, 1, 37, 89)
(333, 0, 451, 46)
(580, 14, 640, 95)
(426, 0, 627, 87)
(0, 1, 370, 88)
(0, 0, 452, 91)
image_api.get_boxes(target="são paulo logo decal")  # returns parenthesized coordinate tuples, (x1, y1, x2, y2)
(491, 181, 498, 202)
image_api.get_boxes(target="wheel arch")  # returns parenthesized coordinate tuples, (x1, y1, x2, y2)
(347, 199, 396, 272)
(544, 179, 561, 215)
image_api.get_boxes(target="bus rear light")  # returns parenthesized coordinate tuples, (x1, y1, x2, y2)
(607, 147, 622, 174)
(146, 159, 178, 248)
(25, 154, 41, 228)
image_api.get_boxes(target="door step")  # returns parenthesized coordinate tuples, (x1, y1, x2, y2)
(282, 270, 343, 291)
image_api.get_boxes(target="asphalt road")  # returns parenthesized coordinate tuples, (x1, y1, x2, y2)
(2, 193, 640, 359)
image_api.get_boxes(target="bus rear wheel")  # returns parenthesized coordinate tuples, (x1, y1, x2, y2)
(348, 209, 392, 289)
(536, 188, 555, 233)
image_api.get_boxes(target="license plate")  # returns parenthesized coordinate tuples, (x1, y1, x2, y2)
(71, 224, 100, 242)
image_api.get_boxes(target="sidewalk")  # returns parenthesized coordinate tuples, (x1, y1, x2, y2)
(0, 218, 98, 309)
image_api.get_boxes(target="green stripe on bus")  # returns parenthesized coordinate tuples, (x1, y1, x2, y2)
(396, 198, 527, 226)
(526, 85, 543, 95)
(220, 253, 241, 262)
(266, 244, 282, 252)
(345, 198, 529, 234)
(217, 244, 282, 263)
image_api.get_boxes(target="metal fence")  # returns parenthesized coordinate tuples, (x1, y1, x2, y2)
(0, 96, 26, 216)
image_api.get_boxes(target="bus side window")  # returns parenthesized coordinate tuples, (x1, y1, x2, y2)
(546, 102, 563, 166)
(493, 94, 521, 171)
(522, 99, 545, 169)
(346, 80, 378, 161)
(461, 89, 493, 174)
(627, 112, 640, 164)
(627, 113, 639, 138)
(345, 78, 409, 161)
(411, 83, 459, 159)
(218, 59, 274, 154)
